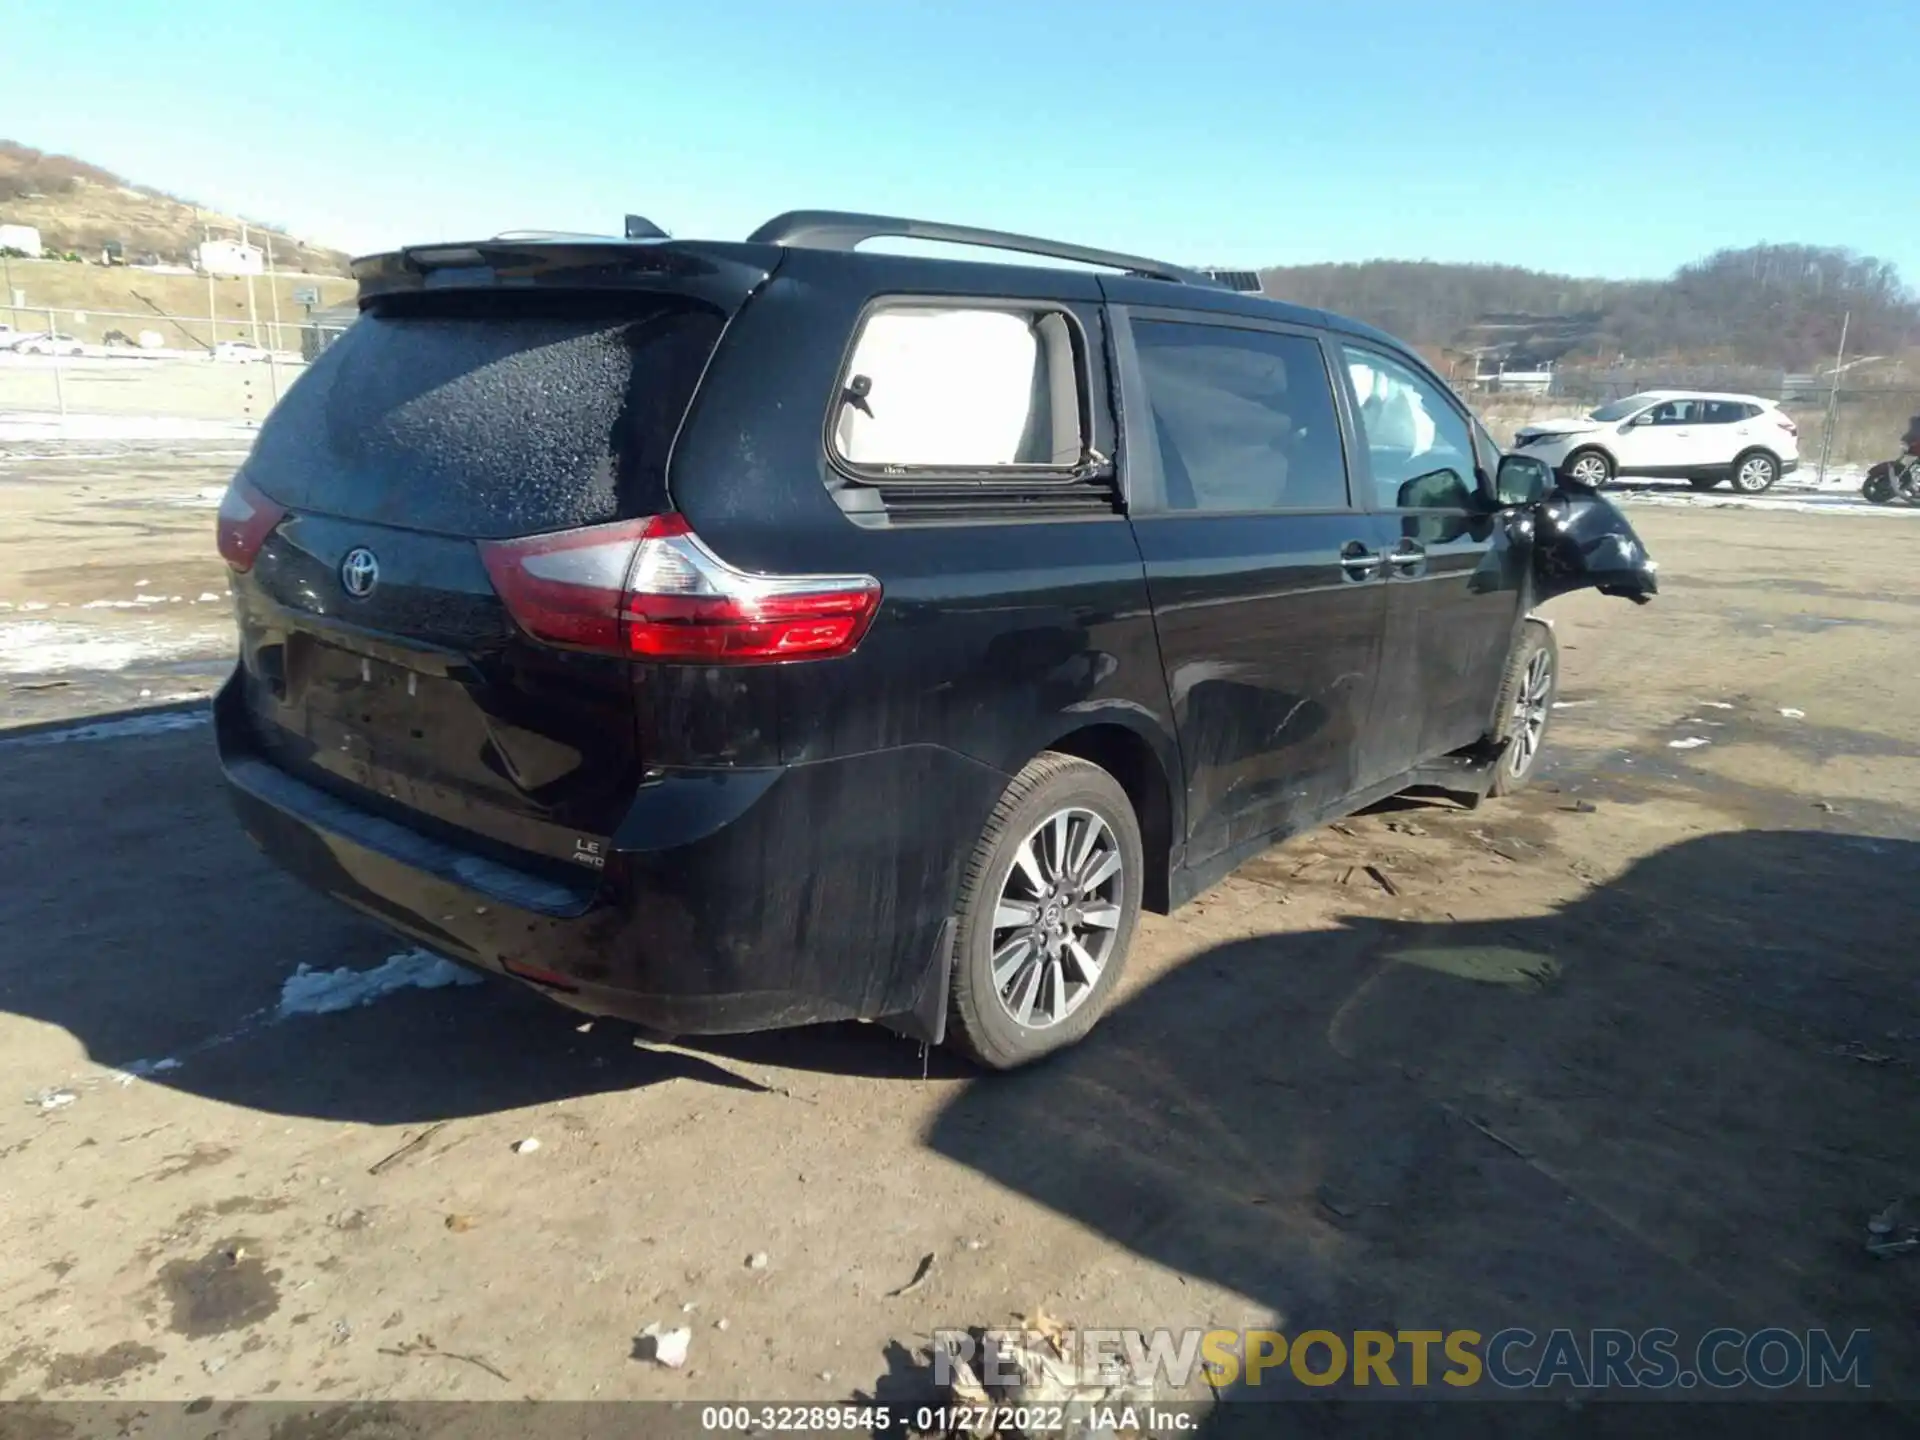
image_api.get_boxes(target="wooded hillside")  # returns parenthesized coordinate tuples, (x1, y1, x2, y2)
(1260, 243, 1918, 371)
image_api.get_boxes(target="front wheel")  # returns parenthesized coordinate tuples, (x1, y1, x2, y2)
(1562, 449, 1614, 488)
(1862, 465, 1898, 505)
(1731, 451, 1780, 494)
(1489, 622, 1559, 798)
(945, 752, 1143, 1070)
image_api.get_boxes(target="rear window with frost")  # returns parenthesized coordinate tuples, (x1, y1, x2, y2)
(245, 294, 725, 538)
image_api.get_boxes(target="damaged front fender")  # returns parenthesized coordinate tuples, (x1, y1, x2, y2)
(1528, 481, 1658, 606)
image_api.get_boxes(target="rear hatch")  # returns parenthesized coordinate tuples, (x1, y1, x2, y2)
(223, 242, 768, 876)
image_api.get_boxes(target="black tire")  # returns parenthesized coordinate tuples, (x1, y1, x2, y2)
(1489, 621, 1559, 798)
(945, 751, 1143, 1070)
(1687, 476, 1722, 491)
(1730, 450, 1780, 495)
(1862, 466, 1897, 505)
(1560, 448, 1614, 488)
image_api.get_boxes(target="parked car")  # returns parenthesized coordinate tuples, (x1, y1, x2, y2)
(213, 340, 269, 363)
(1513, 389, 1799, 493)
(213, 210, 1657, 1069)
(9, 331, 86, 357)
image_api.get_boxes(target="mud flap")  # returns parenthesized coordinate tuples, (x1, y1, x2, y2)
(1530, 483, 1658, 605)
(877, 916, 954, 1048)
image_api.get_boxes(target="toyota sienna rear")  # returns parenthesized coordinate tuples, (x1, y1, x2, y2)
(216, 211, 1655, 1069)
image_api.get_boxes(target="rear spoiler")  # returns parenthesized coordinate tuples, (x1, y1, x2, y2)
(350, 238, 778, 312)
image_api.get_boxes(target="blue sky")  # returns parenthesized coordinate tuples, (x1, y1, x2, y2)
(3, 0, 1912, 283)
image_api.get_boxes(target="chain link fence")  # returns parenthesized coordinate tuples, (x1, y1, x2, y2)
(6, 282, 1913, 477)
(0, 305, 355, 431)
(1, 250, 356, 434)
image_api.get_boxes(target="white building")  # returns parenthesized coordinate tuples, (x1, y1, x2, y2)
(0, 223, 43, 257)
(195, 239, 266, 276)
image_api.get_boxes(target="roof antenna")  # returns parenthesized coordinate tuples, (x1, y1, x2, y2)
(625, 214, 670, 241)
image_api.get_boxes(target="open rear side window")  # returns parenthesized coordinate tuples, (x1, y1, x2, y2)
(829, 304, 1089, 477)
(246, 293, 726, 539)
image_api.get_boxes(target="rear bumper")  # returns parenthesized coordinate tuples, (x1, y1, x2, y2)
(215, 673, 1003, 1035)
(1780, 458, 1800, 474)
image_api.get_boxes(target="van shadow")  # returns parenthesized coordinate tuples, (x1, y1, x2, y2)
(0, 710, 898, 1124)
(923, 826, 1920, 1432)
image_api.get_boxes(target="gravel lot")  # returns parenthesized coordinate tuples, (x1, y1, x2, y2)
(2, 443, 1917, 1433)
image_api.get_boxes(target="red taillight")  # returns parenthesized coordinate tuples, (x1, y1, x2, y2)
(216, 474, 288, 572)
(1777, 415, 1798, 435)
(478, 514, 882, 664)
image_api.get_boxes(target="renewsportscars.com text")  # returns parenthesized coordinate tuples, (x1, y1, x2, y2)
(934, 1326, 1872, 1392)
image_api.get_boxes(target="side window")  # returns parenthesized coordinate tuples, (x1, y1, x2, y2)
(1701, 401, 1747, 424)
(1648, 399, 1701, 425)
(1342, 346, 1477, 510)
(832, 305, 1085, 472)
(1132, 320, 1349, 512)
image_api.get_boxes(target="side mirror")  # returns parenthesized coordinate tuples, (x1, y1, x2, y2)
(1630, 413, 1655, 427)
(1495, 453, 1552, 508)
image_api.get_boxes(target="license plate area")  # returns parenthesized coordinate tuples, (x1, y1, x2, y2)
(295, 642, 440, 796)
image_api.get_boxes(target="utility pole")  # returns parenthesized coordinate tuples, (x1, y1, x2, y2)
(205, 225, 218, 355)
(264, 235, 283, 403)
(47, 307, 66, 419)
(1816, 310, 1849, 487)
(242, 222, 261, 347)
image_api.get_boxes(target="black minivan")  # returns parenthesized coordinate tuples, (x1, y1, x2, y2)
(214, 211, 1655, 1068)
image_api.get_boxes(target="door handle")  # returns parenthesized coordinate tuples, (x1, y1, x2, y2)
(1339, 541, 1384, 582)
(1388, 540, 1428, 577)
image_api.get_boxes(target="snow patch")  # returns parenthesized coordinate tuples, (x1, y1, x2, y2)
(277, 949, 485, 1018)
(155, 488, 229, 510)
(119, 1057, 184, 1081)
(0, 709, 210, 748)
(0, 619, 228, 674)
(0, 413, 262, 442)
(1668, 736, 1711, 750)
(0, 448, 252, 464)
(1615, 485, 1920, 518)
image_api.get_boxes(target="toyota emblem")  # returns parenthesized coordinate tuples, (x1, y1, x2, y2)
(340, 547, 380, 598)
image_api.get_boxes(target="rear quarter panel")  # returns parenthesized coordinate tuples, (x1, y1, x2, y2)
(655, 252, 1179, 1015)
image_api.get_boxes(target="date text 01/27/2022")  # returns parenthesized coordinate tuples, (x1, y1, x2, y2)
(699, 1405, 1197, 1433)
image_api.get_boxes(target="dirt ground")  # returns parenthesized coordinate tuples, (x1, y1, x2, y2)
(0, 441, 240, 722)
(2, 444, 1918, 1433)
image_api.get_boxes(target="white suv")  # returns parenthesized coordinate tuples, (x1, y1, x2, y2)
(1513, 390, 1800, 494)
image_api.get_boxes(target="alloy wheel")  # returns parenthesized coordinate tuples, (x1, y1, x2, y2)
(1508, 647, 1554, 777)
(1568, 454, 1609, 486)
(1734, 455, 1776, 493)
(988, 807, 1125, 1030)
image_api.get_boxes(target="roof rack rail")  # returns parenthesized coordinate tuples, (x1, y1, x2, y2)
(746, 210, 1219, 287)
